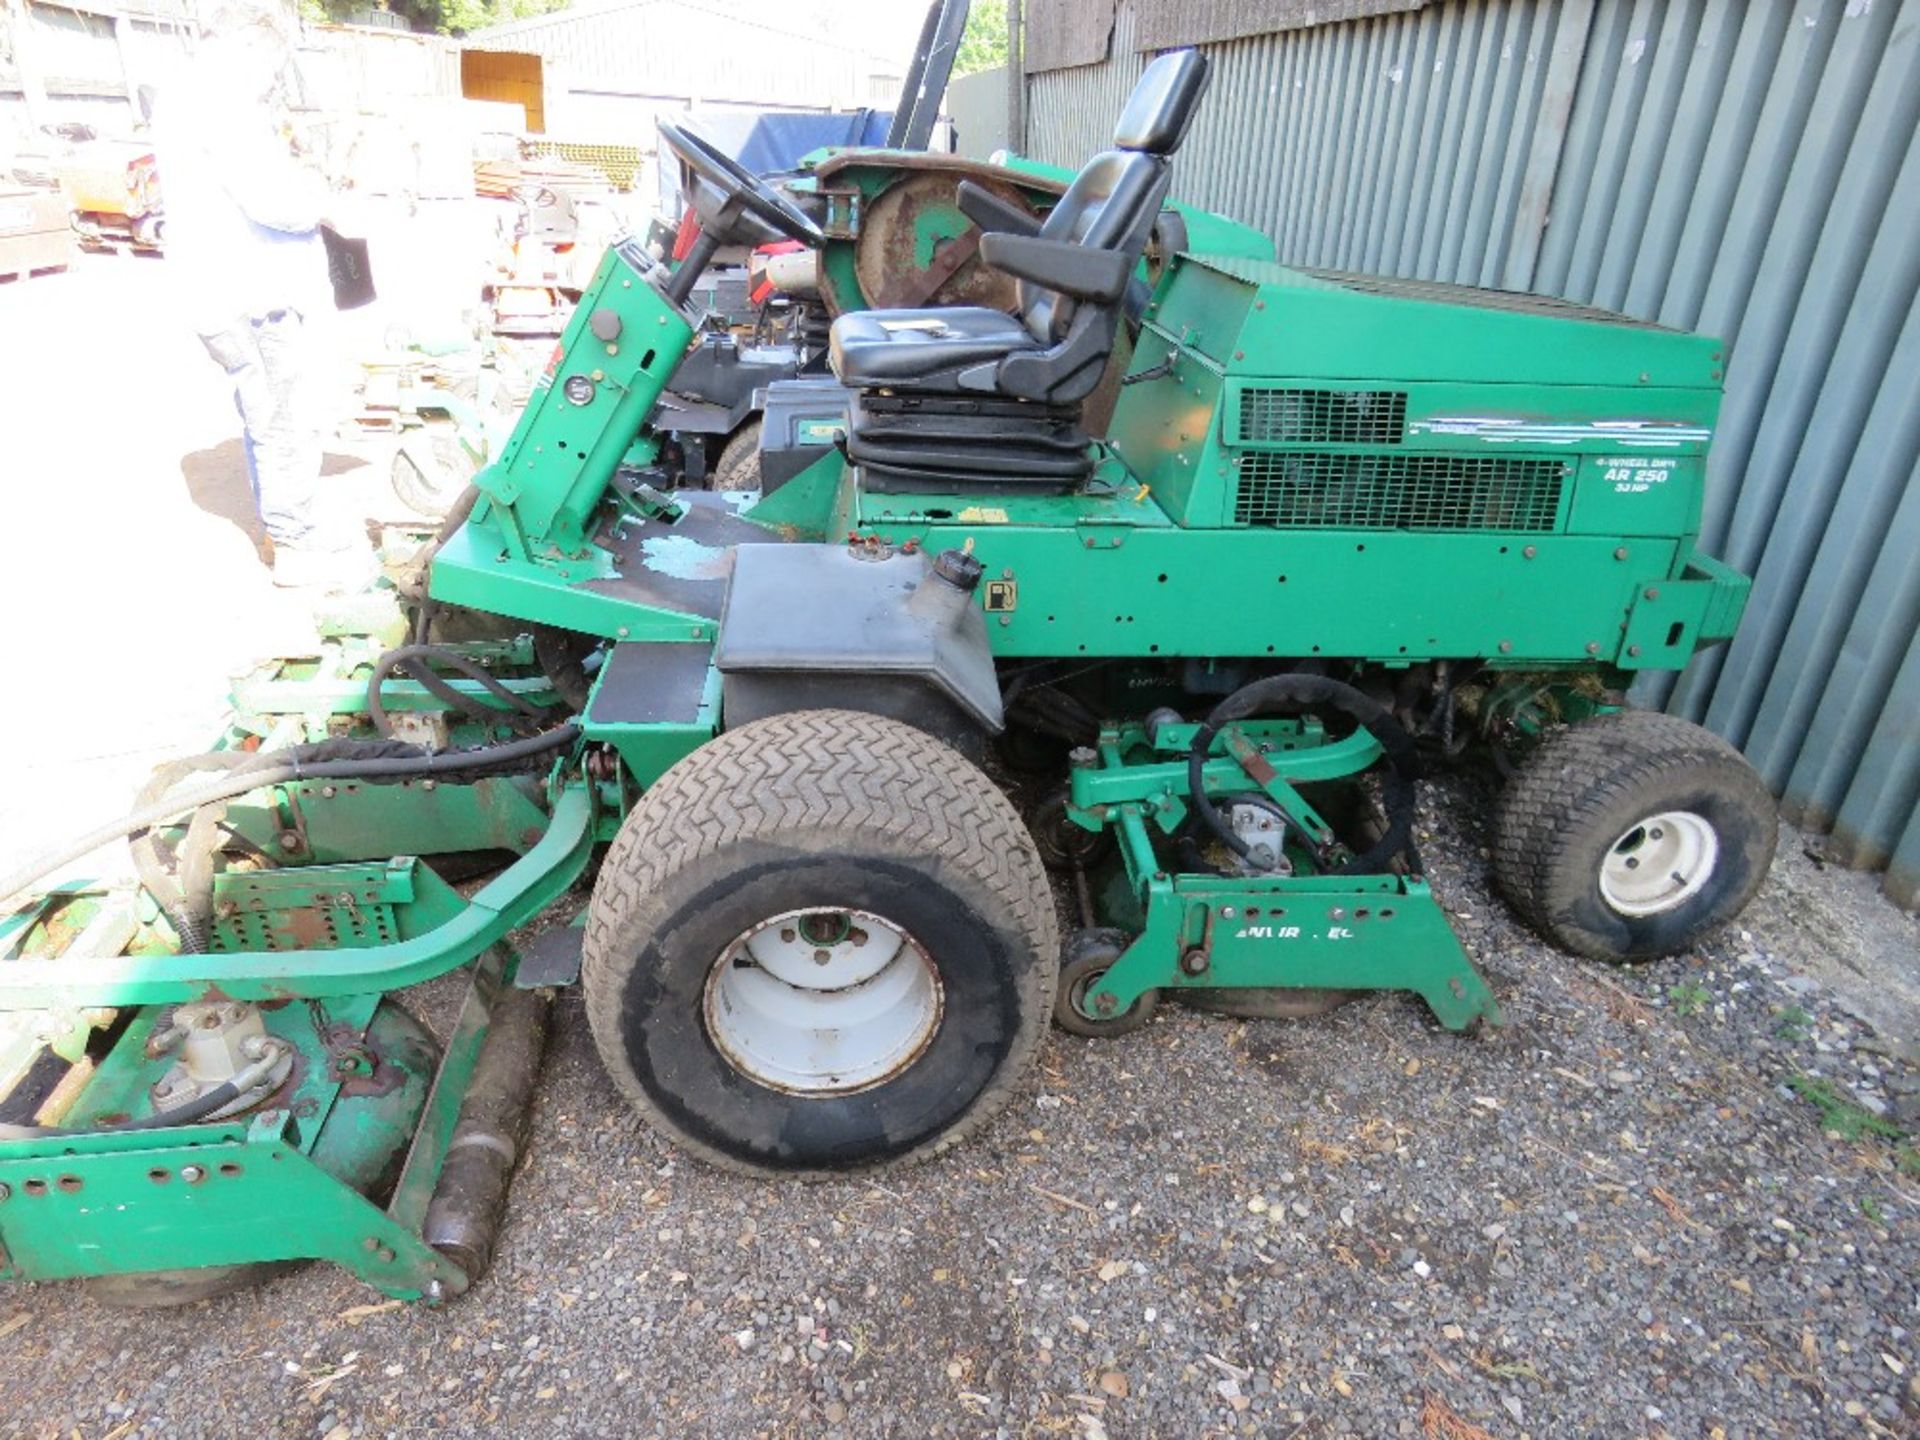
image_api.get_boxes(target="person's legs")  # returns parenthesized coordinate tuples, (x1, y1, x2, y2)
(198, 322, 270, 520)
(246, 307, 323, 550)
(201, 310, 369, 589)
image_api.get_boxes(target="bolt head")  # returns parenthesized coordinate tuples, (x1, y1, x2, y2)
(1498, 640, 1513, 654)
(1093, 992, 1118, 1015)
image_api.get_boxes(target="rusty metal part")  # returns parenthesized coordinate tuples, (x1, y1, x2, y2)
(854, 171, 1038, 314)
(421, 983, 550, 1282)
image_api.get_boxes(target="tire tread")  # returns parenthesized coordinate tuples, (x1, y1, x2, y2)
(583, 709, 1057, 1175)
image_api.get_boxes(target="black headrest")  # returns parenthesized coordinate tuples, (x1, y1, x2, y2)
(1113, 49, 1210, 155)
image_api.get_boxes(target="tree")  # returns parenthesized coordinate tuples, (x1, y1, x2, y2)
(299, 0, 566, 37)
(953, 0, 1007, 77)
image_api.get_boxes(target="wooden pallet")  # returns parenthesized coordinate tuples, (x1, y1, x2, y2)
(0, 261, 70, 284)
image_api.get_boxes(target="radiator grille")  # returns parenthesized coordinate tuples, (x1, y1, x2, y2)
(1237, 387, 1407, 445)
(1233, 453, 1568, 531)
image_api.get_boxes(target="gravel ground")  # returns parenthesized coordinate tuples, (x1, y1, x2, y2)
(2, 767, 1916, 1440)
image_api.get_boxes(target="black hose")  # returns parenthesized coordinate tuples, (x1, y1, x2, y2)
(402, 482, 483, 640)
(0, 1076, 250, 1140)
(127, 751, 269, 953)
(366, 643, 556, 739)
(0, 724, 581, 905)
(1186, 674, 1422, 877)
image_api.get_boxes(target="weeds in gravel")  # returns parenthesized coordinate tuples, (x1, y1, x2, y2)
(1468, 1349, 1544, 1384)
(1667, 981, 1711, 1018)
(1786, 1073, 1903, 1142)
(1419, 1391, 1498, 1440)
(1774, 1005, 1814, 1042)
(1780, 1075, 1920, 1223)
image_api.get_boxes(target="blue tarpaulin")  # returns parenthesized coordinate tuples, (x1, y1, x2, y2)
(657, 109, 893, 211)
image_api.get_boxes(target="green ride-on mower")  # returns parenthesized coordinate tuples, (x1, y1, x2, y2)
(0, 50, 1777, 1306)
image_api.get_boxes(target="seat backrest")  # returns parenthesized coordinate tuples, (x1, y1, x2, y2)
(1017, 49, 1211, 345)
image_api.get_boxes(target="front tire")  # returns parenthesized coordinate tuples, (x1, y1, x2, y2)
(582, 710, 1058, 1176)
(1493, 710, 1776, 960)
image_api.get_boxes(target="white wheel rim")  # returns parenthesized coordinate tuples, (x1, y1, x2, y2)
(1598, 810, 1719, 917)
(703, 907, 943, 1095)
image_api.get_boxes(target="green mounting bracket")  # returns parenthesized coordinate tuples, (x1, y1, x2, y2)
(1068, 719, 1502, 1031)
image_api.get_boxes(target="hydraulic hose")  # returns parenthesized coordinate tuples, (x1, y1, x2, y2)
(366, 643, 558, 739)
(1186, 674, 1422, 877)
(0, 724, 581, 907)
(127, 751, 270, 954)
(0, 1039, 289, 1140)
(403, 483, 482, 642)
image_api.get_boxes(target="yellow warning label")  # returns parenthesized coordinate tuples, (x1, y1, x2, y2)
(984, 579, 1018, 613)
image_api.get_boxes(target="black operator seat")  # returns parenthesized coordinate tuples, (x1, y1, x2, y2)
(828, 49, 1211, 493)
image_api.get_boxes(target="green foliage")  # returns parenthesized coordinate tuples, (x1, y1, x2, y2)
(1859, 1194, 1885, 1225)
(1785, 1072, 1903, 1143)
(954, 0, 1008, 76)
(1773, 1004, 1813, 1042)
(298, 0, 565, 37)
(1666, 981, 1710, 1018)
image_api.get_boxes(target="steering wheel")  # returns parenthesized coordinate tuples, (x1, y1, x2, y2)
(658, 121, 826, 250)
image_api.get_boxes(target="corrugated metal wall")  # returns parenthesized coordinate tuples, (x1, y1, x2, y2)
(1025, 0, 1920, 907)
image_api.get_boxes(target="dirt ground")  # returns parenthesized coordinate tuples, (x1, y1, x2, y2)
(0, 254, 1917, 1440)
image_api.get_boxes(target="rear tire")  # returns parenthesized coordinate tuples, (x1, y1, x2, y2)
(582, 710, 1058, 1176)
(712, 420, 763, 494)
(1493, 710, 1776, 960)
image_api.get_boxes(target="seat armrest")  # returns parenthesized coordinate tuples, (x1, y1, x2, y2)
(979, 233, 1131, 302)
(956, 180, 1043, 238)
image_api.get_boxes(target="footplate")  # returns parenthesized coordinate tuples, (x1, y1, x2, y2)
(1086, 871, 1501, 1031)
